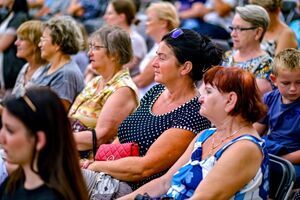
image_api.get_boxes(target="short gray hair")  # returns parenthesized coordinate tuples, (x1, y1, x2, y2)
(236, 5, 270, 41)
(90, 26, 133, 66)
(43, 16, 83, 55)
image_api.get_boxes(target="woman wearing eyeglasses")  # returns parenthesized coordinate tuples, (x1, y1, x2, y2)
(36, 16, 85, 111)
(222, 5, 273, 95)
(249, 0, 298, 58)
(69, 26, 139, 160)
(121, 66, 269, 200)
(0, 87, 88, 200)
(81, 28, 222, 199)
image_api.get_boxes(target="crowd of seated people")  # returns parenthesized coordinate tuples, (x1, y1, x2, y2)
(0, 0, 299, 199)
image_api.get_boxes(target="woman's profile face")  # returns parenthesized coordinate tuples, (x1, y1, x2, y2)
(199, 83, 227, 121)
(88, 38, 111, 73)
(230, 14, 259, 50)
(38, 28, 58, 61)
(146, 10, 163, 37)
(104, 3, 121, 26)
(152, 41, 183, 85)
(15, 37, 36, 61)
(0, 108, 35, 166)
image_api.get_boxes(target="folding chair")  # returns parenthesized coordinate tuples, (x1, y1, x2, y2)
(269, 154, 296, 200)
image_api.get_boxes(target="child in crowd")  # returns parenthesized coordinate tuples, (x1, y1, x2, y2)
(254, 48, 300, 187)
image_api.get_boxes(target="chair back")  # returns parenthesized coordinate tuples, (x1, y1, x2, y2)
(269, 154, 296, 200)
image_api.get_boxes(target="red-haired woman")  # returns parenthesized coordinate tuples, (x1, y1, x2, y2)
(121, 66, 269, 200)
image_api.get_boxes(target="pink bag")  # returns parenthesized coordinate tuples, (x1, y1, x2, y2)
(95, 143, 139, 161)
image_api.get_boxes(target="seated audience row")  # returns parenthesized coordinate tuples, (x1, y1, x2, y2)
(80, 28, 222, 198)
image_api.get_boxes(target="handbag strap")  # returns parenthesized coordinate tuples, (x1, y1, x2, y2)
(91, 129, 97, 160)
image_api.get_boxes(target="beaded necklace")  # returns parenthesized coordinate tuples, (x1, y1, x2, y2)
(207, 125, 248, 157)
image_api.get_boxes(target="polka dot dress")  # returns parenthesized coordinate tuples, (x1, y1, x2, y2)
(118, 84, 211, 189)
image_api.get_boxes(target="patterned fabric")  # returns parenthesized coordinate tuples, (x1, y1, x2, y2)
(166, 128, 269, 200)
(261, 40, 277, 58)
(222, 50, 273, 80)
(12, 63, 46, 96)
(118, 84, 211, 189)
(69, 69, 138, 129)
(82, 169, 132, 200)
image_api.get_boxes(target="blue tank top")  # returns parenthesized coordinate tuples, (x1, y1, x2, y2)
(166, 128, 269, 199)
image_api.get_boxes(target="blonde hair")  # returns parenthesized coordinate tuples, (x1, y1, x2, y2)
(272, 48, 300, 76)
(146, 2, 180, 31)
(17, 20, 47, 65)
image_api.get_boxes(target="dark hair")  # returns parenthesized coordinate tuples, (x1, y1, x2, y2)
(2, 87, 88, 200)
(203, 66, 267, 123)
(162, 28, 223, 81)
(12, 0, 29, 14)
(111, 0, 136, 25)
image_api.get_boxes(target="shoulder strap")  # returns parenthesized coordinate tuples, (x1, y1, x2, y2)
(215, 134, 263, 160)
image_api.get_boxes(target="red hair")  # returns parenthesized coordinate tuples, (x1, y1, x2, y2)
(203, 66, 267, 122)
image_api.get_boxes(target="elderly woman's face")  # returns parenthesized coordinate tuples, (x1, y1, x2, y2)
(88, 38, 111, 73)
(199, 83, 228, 122)
(230, 14, 259, 50)
(38, 28, 57, 61)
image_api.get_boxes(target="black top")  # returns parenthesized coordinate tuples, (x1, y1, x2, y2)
(0, 178, 60, 200)
(118, 84, 211, 189)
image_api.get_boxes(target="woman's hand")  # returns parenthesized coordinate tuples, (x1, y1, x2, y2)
(80, 159, 94, 169)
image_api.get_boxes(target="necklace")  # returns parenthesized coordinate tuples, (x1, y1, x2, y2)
(207, 125, 248, 157)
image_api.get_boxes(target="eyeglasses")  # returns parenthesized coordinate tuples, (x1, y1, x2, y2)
(228, 26, 257, 32)
(171, 28, 184, 39)
(88, 44, 107, 51)
(40, 36, 50, 42)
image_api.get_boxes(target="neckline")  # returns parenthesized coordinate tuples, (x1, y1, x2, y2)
(149, 85, 198, 117)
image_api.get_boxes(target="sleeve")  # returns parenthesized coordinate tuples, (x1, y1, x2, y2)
(0, 156, 8, 186)
(259, 92, 272, 124)
(171, 100, 211, 134)
(49, 70, 84, 103)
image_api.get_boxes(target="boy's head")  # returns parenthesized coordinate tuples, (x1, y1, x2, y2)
(271, 48, 300, 104)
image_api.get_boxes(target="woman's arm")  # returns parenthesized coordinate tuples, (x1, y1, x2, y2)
(119, 135, 199, 199)
(213, 0, 234, 17)
(253, 122, 268, 136)
(87, 128, 196, 181)
(189, 140, 263, 200)
(282, 150, 300, 164)
(275, 28, 298, 56)
(0, 33, 16, 52)
(256, 78, 272, 95)
(74, 87, 138, 150)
